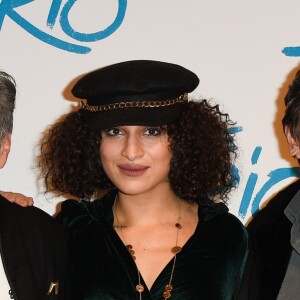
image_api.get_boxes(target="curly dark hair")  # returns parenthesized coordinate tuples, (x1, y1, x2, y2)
(39, 99, 237, 204)
(39, 111, 112, 199)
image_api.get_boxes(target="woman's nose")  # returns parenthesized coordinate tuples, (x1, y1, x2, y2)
(121, 136, 145, 161)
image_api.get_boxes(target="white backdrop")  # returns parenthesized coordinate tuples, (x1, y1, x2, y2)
(0, 0, 300, 223)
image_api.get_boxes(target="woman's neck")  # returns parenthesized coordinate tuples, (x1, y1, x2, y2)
(115, 189, 181, 227)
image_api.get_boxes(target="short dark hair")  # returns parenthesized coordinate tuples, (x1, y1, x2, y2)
(282, 69, 300, 141)
(0, 71, 16, 143)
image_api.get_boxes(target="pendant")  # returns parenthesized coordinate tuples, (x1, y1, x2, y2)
(163, 284, 173, 299)
(136, 284, 144, 293)
(126, 244, 136, 260)
(175, 223, 182, 229)
(171, 246, 182, 254)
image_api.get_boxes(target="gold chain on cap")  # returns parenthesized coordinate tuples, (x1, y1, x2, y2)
(81, 93, 188, 112)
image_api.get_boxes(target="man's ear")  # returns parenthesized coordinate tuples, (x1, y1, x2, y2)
(285, 127, 300, 159)
(0, 133, 11, 169)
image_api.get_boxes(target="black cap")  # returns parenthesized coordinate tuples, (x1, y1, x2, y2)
(72, 60, 199, 129)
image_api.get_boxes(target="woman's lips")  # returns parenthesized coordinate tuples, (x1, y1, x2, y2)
(118, 164, 149, 176)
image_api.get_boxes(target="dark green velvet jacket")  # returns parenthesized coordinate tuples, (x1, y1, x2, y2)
(58, 192, 248, 300)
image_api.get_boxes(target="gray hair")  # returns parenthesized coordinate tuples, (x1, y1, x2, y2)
(0, 71, 16, 143)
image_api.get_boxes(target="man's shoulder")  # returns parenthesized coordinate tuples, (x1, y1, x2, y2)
(267, 179, 300, 209)
(247, 179, 300, 234)
(0, 195, 64, 234)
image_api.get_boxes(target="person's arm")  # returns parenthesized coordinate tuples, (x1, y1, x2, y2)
(0, 191, 33, 206)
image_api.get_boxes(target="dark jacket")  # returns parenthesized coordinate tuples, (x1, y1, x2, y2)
(237, 179, 300, 300)
(0, 195, 68, 300)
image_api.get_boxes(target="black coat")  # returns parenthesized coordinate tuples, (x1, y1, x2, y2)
(236, 180, 300, 300)
(0, 195, 68, 300)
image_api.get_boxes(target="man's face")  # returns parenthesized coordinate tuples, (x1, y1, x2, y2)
(0, 133, 11, 169)
(285, 127, 300, 159)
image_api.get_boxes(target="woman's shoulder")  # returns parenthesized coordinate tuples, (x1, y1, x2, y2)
(199, 201, 248, 243)
(57, 199, 94, 229)
(57, 192, 115, 229)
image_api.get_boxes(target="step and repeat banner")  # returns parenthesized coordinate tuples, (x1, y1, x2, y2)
(0, 0, 300, 223)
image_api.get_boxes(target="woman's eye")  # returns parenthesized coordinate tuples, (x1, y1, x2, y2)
(144, 127, 162, 136)
(105, 127, 123, 136)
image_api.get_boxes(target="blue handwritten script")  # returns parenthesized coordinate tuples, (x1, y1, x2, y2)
(0, 0, 127, 54)
(282, 46, 300, 57)
(230, 126, 300, 219)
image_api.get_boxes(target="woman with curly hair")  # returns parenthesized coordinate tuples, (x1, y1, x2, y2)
(40, 60, 248, 300)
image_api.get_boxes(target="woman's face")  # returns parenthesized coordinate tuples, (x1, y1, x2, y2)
(100, 125, 172, 196)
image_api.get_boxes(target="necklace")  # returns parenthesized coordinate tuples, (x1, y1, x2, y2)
(113, 196, 182, 300)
